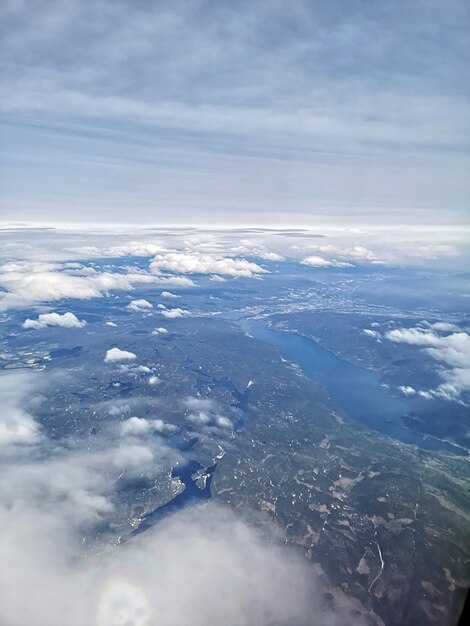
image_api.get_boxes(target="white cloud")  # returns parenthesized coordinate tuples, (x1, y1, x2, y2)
(0, 493, 322, 626)
(0, 336, 361, 626)
(398, 386, 416, 397)
(152, 327, 168, 335)
(105, 321, 117, 327)
(215, 415, 232, 428)
(0, 258, 195, 311)
(161, 291, 180, 298)
(386, 328, 444, 347)
(127, 299, 153, 312)
(385, 326, 470, 401)
(22, 311, 86, 330)
(183, 397, 218, 412)
(107, 242, 168, 257)
(182, 397, 234, 433)
(318, 244, 381, 264)
(114, 445, 154, 473)
(256, 251, 285, 261)
(187, 411, 211, 425)
(301, 255, 353, 268)
(363, 329, 380, 339)
(0, 260, 193, 311)
(150, 252, 267, 278)
(161, 308, 189, 319)
(120, 417, 170, 437)
(230, 246, 285, 262)
(104, 348, 137, 363)
(148, 376, 161, 385)
(428, 321, 461, 332)
(0, 372, 42, 448)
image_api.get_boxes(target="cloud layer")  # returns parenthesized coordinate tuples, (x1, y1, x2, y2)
(0, 369, 338, 626)
(2, 0, 470, 223)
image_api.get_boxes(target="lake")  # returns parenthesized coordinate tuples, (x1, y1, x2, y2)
(242, 318, 466, 456)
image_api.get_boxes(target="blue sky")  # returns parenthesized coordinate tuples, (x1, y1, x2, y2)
(1, 0, 469, 225)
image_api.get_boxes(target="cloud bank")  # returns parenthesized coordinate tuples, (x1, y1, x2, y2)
(0, 260, 192, 311)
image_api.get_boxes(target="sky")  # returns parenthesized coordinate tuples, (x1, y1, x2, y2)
(1, 0, 469, 226)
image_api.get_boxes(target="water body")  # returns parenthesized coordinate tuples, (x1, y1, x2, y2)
(129, 369, 252, 535)
(243, 319, 466, 456)
(130, 458, 216, 538)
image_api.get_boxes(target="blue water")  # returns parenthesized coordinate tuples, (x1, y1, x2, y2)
(130, 457, 216, 538)
(128, 374, 252, 535)
(243, 319, 466, 456)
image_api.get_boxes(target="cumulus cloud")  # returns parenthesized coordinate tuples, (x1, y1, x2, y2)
(426, 321, 461, 332)
(183, 397, 234, 433)
(120, 416, 173, 437)
(301, 255, 352, 268)
(161, 307, 189, 319)
(0, 260, 193, 311)
(231, 245, 285, 262)
(150, 252, 267, 278)
(127, 299, 153, 312)
(105, 348, 137, 363)
(22, 311, 86, 330)
(107, 242, 168, 257)
(256, 251, 285, 261)
(160, 291, 180, 298)
(385, 326, 470, 401)
(152, 327, 168, 335)
(398, 386, 417, 397)
(318, 245, 381, 264)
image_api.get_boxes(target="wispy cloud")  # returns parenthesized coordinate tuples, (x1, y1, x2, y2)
(1, 0, 469, 223)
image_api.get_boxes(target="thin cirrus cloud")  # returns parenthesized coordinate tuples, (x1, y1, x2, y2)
(1, 0, 469, 225)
